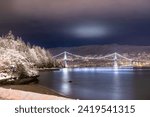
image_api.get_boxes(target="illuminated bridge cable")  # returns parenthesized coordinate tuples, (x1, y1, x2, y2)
(52, 51, 133, 67)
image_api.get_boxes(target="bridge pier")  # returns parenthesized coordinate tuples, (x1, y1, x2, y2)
(64, 61, 68, 68)
(114, 61, 118, 69)
(64, 51, 68, 68)
(113, 53, 118, 69)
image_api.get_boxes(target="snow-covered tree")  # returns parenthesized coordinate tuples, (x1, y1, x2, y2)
(0, 31, 61, 79)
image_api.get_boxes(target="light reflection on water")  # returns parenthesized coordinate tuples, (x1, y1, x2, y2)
(66, 67, 133, 72)
(112, 72, 122, 99)
(61, 68, 71, 94)
(38, 67, 150, 100)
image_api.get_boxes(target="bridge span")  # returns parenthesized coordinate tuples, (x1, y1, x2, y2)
(52, 51, 133, 68)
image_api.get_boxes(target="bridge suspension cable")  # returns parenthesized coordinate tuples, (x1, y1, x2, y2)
(52, 51, 133, 68)
(52, 51, 132, 64)
(52, 52, 65, 59)
(65, 51, 85, 59)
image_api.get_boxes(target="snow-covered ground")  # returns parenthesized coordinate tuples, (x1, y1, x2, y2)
(0, 73, 11, 80)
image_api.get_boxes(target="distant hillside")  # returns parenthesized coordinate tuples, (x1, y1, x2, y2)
(50, 44, 150, 56)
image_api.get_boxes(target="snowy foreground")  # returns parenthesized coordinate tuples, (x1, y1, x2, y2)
(0, 87, 69, 100)
(0, 31, 64, 99)
(0, 31, 62, 82)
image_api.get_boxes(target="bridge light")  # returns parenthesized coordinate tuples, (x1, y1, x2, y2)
(53, 51, 132, 68)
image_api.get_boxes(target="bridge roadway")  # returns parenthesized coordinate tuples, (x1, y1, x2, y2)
(52, 51, 133, 68)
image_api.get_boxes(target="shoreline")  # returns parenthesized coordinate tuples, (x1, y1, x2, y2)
(37, 68, 60, 71)
(0, 67, 67, 100)
(0, 86, 69, 100)
(1, 67, 150, 100)
(2, 84, 68, 98)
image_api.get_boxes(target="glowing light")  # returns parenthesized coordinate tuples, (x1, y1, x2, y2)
(61, 83, 71, 94)
(114, 67, 119, 74)
(68, 23, 109, 38)
(114, 62, 118, 71)
(61, 68, 71, 94)
(62, 68, 69, 77)
(112, 73, 121, 99)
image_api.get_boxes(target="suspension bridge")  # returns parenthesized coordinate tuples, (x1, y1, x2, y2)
(52, 51, 133, 68)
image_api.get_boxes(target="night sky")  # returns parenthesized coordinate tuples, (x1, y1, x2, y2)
(0, 0, 150, 48)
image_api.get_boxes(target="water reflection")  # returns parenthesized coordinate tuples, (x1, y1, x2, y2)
(112, 72, 121, 99)
(72, 67, 133, 72)
(62, 68, 69, 80)
(61, 68, 71, 94)
(38, 68, 150, 100)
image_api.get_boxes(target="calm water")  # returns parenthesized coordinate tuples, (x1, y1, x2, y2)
(38, 68, 150, 100)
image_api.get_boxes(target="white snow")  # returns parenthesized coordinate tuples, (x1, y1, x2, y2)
(0, 31, 57, 80)
(0, 73, 13, 80)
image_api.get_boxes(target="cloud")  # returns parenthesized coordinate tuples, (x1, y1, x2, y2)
(9, 0, 150, 20)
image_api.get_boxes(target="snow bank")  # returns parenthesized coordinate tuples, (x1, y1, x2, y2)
(0, 73, 11, 80)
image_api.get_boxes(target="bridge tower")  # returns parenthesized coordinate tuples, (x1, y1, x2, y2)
(64, 51, 68, 68)
(52, 51, 133, 68)
(114, 52, 118, 69)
